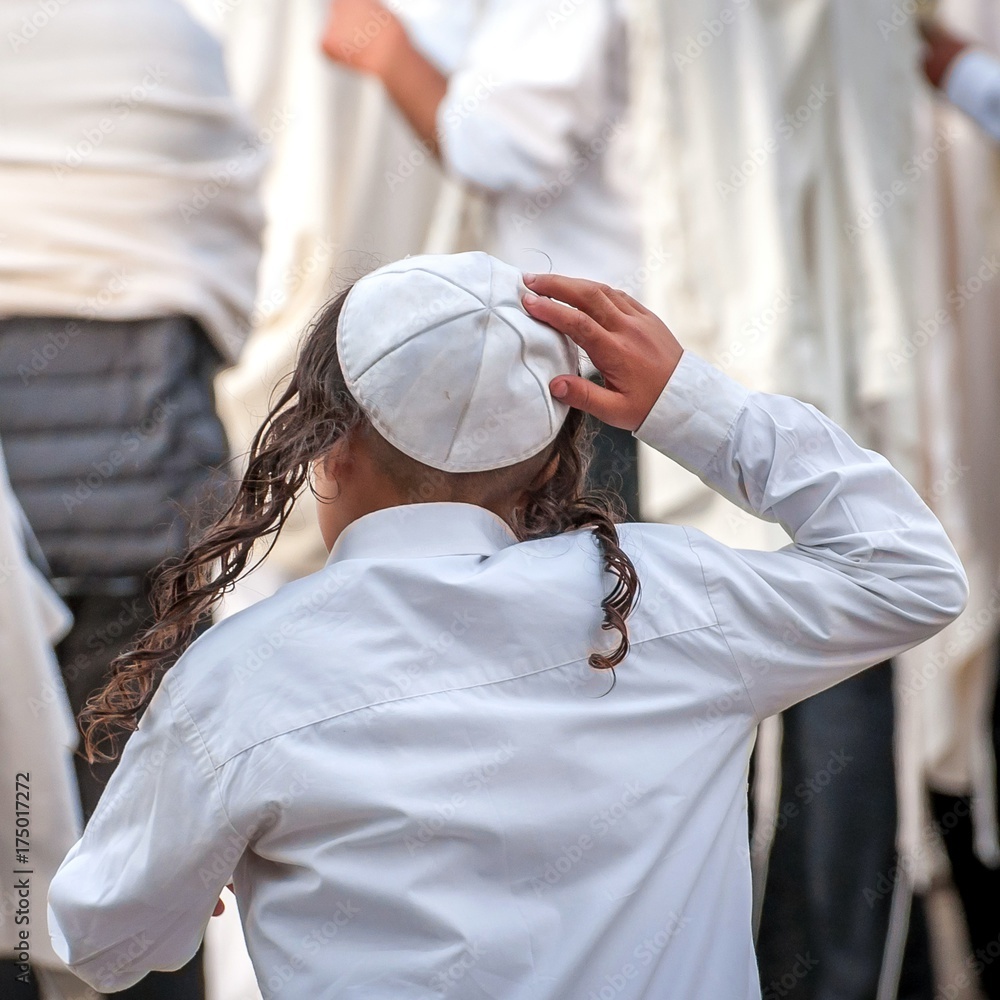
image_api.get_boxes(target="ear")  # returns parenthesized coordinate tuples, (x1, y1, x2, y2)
(313, 437, 351, 502)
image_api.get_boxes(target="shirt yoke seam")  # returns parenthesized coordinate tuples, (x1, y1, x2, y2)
(209, 622, 721, 770)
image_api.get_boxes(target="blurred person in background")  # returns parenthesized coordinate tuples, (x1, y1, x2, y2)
(0, 438, 80, 1000)
(322, 0, 645, 520)
(0, 0, 264, 995)
(912, 20, 1000, 999)
(623, 5, 955, 999)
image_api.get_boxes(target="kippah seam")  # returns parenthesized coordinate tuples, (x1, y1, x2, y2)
(348, 306, 484, 382)
(443, 303, 492, 465)
(492, 309, 558, 436)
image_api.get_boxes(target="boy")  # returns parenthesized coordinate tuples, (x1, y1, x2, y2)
(49, 254, 967, 998)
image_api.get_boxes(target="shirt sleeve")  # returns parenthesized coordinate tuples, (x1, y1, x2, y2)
(47, 678, 245, 992)
(634, 352, 969, 720)
(945, 47, 1000, 144)
(436, 0, 617, 194)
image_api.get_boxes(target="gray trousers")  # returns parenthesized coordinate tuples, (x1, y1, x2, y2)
(0, 314, 229, 999)
(0, 314, 229, 590)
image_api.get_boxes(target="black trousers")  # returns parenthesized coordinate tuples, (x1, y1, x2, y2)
(0, 960, 40, 999)
(582, 369, 641, 521)
(930, 652, 1000, 1000)
(585, 419, 641, 521)
(755, 663, 934, 1000)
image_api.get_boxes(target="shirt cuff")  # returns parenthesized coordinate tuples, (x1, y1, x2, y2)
(945, 48, 1000, 133)
(633, 352, 750, 474)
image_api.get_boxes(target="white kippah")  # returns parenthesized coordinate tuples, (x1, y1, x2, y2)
(336, 252, 578, 473)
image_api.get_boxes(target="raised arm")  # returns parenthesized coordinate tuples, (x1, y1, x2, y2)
(321, 0, 447, 157)
(523, 273, 969, 718)
(321, 0, 616, 192)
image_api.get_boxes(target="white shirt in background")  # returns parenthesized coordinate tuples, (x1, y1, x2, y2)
(47, 353, 966, 998)
(434, 0, 644, 288)
(945, 47, 1000, 143)
(0, 0, 264, 364)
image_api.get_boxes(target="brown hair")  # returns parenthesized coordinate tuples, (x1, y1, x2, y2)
(80, 283, 641, 761)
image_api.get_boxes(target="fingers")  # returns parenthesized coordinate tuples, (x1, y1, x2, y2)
(522, 289, 609, 357)
(523, 277, 639, 380)
(528, 271, 683, 431)
(550, 375, 637, 431)
(523, 273, 633, 329)
(607, 285, 650, 317)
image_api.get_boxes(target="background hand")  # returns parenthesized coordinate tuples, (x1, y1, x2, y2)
(321, 0, 405, 77)
(522, 274, 684, 432)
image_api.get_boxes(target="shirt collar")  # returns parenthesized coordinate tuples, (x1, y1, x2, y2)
(324, 502, 520, 566)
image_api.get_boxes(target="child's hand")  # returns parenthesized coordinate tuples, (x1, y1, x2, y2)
(321, 0, 405, 78)
(522, 274, 684, 432)
(211, 883, 235, 918)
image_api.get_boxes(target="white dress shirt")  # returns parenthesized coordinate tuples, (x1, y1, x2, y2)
(47, 353, 967, 998)
(945, 47, 1000, 144)
(434, 0, 643, 288)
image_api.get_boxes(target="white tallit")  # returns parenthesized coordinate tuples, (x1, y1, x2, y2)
(905, 0, 1000, 875)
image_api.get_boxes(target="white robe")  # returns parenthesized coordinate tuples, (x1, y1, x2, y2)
(0, 0, 265, 365)
(0, 440, 78, 972)
(903, 0, 1000, 874)
(628, 0, 921, 529)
